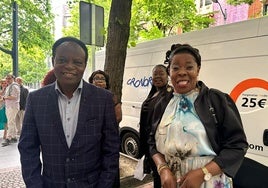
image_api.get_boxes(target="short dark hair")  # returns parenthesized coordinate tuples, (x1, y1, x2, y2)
(164, 43, 201, 67)
(6, 73, 15, 79)
(52, 36, 88, 63)
(153, 64, 168, 75)
(88, 70, 110, 89)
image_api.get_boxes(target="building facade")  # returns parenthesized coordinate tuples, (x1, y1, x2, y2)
(196, 0, 268, 26)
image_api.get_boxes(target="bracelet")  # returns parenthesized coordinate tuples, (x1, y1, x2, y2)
(157, 163, 170, 174)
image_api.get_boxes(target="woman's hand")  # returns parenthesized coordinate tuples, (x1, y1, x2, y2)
(152, 153, 177, 187)
(178, 169, 204, 188)
(160, 168, 177, 188)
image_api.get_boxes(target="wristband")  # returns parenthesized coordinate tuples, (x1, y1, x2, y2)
(157, 163, 169, 174)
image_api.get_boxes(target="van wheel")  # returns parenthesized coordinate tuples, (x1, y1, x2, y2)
(121, 132, 139, 158)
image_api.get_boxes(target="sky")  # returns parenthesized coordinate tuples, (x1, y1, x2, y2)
(51, 0, 67, 40)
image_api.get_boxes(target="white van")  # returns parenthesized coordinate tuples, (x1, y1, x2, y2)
(93, 16, 268, 166)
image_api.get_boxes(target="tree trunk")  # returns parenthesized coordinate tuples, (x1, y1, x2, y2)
(104, 0, 132, 102)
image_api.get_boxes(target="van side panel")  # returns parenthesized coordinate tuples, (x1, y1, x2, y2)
(95, 17, 268, 165)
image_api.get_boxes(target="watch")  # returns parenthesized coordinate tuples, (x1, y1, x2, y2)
(201, 167, 212, 181)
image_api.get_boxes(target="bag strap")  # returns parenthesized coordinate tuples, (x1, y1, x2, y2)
(8, 83, 15, 96)
(207, 89, 219, 126)
(8, 83, 20, 96)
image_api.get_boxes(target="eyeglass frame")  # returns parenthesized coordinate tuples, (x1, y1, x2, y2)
(93, 77, 106, 82)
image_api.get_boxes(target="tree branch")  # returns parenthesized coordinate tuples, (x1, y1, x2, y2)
(0, 46, 12, 55)
(0, 28, 12, 35)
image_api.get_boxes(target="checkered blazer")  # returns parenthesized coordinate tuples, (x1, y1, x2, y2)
(18, 81, 120, 188)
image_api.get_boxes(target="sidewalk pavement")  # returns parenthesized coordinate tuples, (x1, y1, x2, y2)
(0, 130, 25, 188)
(136, 182, 153, 188)
(121, 175, 153, 188)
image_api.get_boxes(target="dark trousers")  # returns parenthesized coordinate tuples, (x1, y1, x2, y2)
(144, 155, 161, 188)
(112, 168, 120, 188)
(233, 157, 268, 188)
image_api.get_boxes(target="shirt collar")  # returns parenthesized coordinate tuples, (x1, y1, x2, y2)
(55, 80, 83, 96)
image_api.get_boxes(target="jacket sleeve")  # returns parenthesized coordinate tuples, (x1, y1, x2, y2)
(148, 106, 159, 157)
(97, 91, 120, 188)
(148, 91, 173, 157)
(210, 90, 248, 178)
(18, 92, 43, 188)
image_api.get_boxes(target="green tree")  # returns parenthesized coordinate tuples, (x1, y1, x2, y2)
(0, 0, 54, 84)
(64, 0, 214, 47)
(130, 0, 213, 43)
(60, 0, 214, 100)
(63, 0, 132, 101)
(227, 0, 254, 5)
(63, 0, 111, 38)
(62, 0, 111, 73)
(104, 0, 132, 102)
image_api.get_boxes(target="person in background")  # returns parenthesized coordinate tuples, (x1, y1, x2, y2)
(89, 70, 122, 124)
(41, 69, 56, 87)
(2, 74, 20, 147)
(148, 43, 248, 188)
(18, 36, 120, 187)
(139, 64, 173, 188)
(15, 77, 29, 136)
(88, 70, 122, 188)
(0, 79, 8, 139)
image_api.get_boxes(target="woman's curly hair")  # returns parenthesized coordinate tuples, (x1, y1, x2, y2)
(41, 69, 56, 87)
(164, 43, 201, 67)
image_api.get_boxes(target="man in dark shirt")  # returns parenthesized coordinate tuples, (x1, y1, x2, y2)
(15, 77, 29, 136)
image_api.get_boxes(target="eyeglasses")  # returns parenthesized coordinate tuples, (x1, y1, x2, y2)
(93, 77, 106, 81)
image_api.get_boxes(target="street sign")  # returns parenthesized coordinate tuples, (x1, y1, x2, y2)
(79, 1, 104, 47)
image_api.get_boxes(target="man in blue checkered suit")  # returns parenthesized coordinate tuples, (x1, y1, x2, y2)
(18, 37, 120, 188)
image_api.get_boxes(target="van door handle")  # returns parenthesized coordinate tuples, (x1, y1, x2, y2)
(263, 129, 268, 146)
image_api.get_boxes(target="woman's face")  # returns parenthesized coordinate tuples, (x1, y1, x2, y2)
(92, 73, 107, 89)
(169, 53, 200, 94)
(1, 80, 7, 89)
(152, 66, 168, 89)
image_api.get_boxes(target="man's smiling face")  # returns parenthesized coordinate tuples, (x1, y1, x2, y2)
(52, 41, 86, 91)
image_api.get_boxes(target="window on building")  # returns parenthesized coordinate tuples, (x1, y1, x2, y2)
(264, 4, 268, 15)
(200, 0, 212, 8)
(205, 0, 212, 6)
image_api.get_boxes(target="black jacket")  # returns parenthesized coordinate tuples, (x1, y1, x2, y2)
(148, 81, 248, 178)
(19, 85, 29, 110)
(139, 85, 173, 158)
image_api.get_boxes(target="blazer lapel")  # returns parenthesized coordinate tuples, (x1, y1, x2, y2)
(70, 82, 92, 149)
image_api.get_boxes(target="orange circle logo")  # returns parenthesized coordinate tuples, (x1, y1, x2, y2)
(230, 78, 268, 102)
